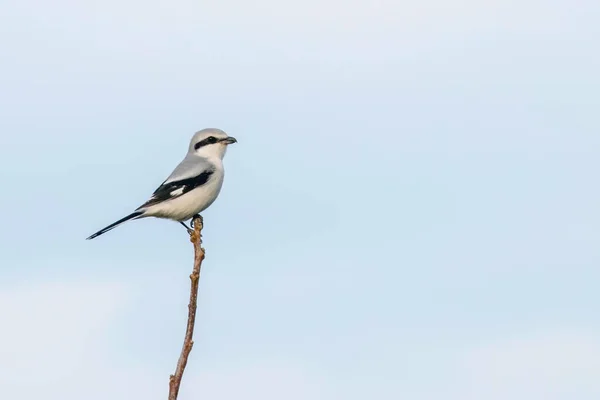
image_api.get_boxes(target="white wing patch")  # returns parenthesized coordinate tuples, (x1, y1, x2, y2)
(169, 187, 185, 197)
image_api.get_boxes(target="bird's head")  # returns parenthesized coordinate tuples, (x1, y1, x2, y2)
(189, 128, 237, 160)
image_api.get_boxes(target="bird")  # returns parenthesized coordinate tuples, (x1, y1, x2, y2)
(86, 128, 237, 240)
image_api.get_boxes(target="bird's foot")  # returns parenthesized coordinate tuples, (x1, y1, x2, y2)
(191, 214, 203, 229)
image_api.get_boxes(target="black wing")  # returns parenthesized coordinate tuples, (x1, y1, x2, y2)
(137, 169, 214, 209)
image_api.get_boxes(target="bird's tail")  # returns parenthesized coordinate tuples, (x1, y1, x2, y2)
(86, 211, 144, 240)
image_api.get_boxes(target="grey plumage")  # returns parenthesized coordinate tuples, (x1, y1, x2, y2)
(86, 128, 237, 240)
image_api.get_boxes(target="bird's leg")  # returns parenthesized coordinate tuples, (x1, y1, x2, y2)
(179, 221, 193, 235)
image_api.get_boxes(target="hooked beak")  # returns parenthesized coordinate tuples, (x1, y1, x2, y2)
(221, 136, 237, 145)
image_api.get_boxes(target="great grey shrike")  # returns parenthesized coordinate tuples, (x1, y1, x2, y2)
(86, 128, 237, 240)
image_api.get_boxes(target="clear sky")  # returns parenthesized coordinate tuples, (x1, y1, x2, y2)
(1, 1, 599, 399)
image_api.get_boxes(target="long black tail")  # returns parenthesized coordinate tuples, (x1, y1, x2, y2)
(86, 211, 144, 240)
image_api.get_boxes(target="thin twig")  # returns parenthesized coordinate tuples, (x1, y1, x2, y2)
(169, 215, 205, 400)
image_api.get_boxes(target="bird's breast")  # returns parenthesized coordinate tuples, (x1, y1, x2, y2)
(146, 172, 224, 221)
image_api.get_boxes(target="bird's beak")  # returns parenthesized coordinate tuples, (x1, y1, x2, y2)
(221, 136, 237, 145)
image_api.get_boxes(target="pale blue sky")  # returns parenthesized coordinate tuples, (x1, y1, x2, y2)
(1, 1, 599, 399)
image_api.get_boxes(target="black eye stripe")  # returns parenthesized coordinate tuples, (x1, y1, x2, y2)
(194, 136, 219, 150)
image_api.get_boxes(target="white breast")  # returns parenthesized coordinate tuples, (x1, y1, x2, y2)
(144, 169, 225, 221)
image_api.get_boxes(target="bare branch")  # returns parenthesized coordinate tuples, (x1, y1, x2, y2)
(169, 215, 205, 400)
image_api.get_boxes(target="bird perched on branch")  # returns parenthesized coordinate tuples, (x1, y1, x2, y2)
(86, 128, 237, 240)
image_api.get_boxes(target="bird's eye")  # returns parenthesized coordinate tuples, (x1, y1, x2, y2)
(194, 136, 219, 150)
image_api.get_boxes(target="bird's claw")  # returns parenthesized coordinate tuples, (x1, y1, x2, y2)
(191, 214, 203, 229)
